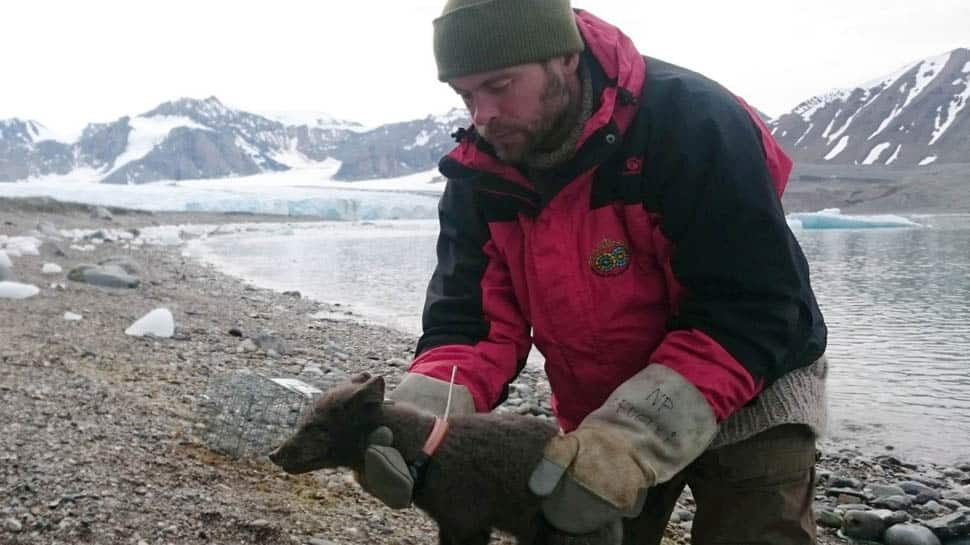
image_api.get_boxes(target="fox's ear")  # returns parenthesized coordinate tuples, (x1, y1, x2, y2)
(350, 372, 372, 384)
(361, 375, 386, 403)
(347, 374, 385, 407)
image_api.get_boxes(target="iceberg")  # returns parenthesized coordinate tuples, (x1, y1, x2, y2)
(0, 281, 40, 299)
(125, 308, 175, 338)
(787, 209, 921, 230)
(0, 236, 42, 257)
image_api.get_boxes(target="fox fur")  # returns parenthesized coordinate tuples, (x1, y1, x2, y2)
(269, 373, 621, 545)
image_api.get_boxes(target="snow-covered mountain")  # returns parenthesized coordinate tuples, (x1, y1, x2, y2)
(6, 47, 966, 185)
(771, 48, 970, 167)
(257, 109, 368, 133)
(0, 119, 75, 181)
(327, 108, 467, 180)
(0, 97, 467, 184)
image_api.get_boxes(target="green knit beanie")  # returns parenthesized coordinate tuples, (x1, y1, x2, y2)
(433, 0, 585, 81)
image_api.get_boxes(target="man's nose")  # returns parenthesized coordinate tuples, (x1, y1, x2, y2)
(471, 98, 498, 126)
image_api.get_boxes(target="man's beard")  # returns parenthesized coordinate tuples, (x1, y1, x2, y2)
(481, 66, 577, 164)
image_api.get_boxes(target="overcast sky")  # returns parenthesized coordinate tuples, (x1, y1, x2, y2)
(3, 0, 969, 137)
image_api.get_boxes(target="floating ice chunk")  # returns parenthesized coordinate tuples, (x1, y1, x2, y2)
(125, 308, 175, 338)
(0, 281, 40, 299)
(0, 250, 12, 269)
(786, 208, 921, 230)
(136, 226, 185, 246)
(64, 312, 83, 321)
(0, 236, 41, 257)
(42, 263, 63, 274)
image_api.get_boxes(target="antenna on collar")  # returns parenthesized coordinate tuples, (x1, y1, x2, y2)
(443, 365, 458, 421)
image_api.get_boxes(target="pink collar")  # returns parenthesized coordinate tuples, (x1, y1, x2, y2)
(408, 417, 450, 488)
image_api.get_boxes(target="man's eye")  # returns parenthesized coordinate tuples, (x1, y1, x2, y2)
(487, 79, 512, 93)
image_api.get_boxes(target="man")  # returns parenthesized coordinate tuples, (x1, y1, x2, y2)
(364, 1, 828, 543)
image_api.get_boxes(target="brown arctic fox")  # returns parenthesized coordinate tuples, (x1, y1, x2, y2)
(268, 373, 621, 545)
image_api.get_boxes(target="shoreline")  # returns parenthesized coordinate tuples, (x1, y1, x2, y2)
(3, 196, 969, 544)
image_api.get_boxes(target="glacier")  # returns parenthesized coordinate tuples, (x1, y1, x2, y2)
(0, 168, 923, 228)
(0, 165, 443, 221)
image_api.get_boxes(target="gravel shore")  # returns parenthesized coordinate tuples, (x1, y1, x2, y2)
(2, 197, 968, 545)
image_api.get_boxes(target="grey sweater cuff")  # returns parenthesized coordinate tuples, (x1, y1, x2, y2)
(710, 356, 828, 449)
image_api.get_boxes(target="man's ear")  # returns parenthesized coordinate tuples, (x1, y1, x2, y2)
(563, 52, 581, 73)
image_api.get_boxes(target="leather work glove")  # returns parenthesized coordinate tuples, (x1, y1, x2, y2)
(528, 364, 718, 534)
(359, 373, 476, 508)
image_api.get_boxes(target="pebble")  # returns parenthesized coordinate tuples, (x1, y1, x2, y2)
(831, 476, 864, 489)
(817, 509, 843, 529)
(923, 510, 970, 539)
(843, 510, 888, 540)
(898, 481, 943, 503)
(873, 495, 914, 510)
(93, 206, 113, 221)
(237, 339, 259, 353)
(3, 518, 22, 533)
(872, 484, 908, 497)
(882, 523, 941, 545)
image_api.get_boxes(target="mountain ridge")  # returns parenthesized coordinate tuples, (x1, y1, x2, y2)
(2, 47, 968, 185)
(770, 47, 969, 167)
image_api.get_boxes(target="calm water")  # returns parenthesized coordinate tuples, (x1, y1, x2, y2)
(187, 215, 970, 464)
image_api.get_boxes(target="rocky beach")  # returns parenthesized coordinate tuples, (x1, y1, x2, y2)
(2, 196, 970, 545)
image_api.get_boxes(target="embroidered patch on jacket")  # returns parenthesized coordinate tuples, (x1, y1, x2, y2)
(589, 239, 630, 276)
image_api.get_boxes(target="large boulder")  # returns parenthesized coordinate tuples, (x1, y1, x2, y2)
(196, 371, 322, 459)
(68, 264, 139, 288)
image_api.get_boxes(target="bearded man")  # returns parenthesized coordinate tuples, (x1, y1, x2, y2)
(364, 2, 828, 543)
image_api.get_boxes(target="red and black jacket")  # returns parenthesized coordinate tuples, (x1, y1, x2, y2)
(408, 11, 827, 432)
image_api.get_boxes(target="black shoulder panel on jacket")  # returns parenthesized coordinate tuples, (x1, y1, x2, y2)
(633, 56, 826, 384)
(416, 178, 493, 356)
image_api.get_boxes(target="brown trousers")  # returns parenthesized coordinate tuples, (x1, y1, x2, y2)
(622, 424, 818, 545)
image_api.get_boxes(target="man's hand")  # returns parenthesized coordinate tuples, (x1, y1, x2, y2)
(529, 364, 718, 534)
(388, 372, 477, 417)
(359, 373, 475, 508)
